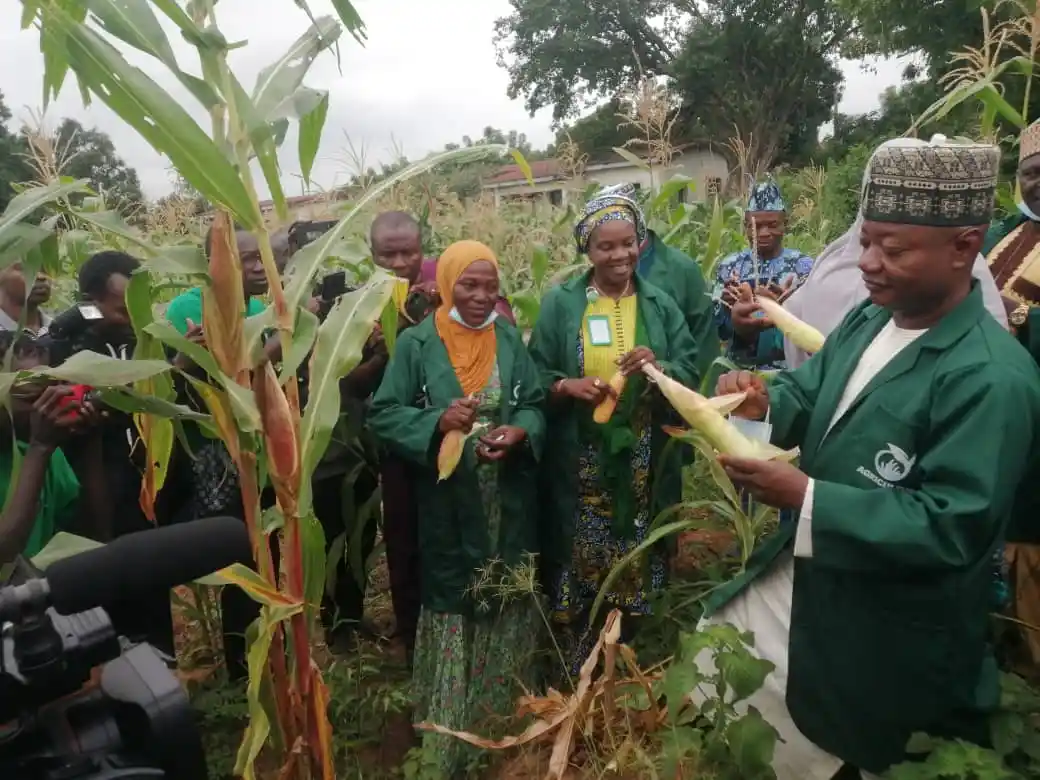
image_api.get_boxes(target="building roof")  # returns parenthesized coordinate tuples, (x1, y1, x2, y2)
(257, 191, 346, 212)
(486, 158, 562, 184)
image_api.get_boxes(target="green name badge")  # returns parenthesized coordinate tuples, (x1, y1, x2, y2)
(587, 315, 612, 347)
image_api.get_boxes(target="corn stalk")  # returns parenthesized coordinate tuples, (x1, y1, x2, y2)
(18, 2, 515, 778)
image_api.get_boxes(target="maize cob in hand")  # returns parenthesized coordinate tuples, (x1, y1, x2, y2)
(592, 371, 627, 424)
(642, 363, 797, 461)
(755, 297, 825, 355)
(437, 422, 489, 481)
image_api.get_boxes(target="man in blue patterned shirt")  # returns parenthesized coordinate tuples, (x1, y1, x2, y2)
(712, 180, 814, 370)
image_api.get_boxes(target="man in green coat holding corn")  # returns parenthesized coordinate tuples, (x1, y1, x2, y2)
(699, 137, 1040, 779)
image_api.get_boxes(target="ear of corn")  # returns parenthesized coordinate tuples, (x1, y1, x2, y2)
(755, 297, 826, 354)
(391, 278, 410, 315)
(643, 364, 797, 461)
(437, 422, 489, 481)
(592, 371, 627, 424)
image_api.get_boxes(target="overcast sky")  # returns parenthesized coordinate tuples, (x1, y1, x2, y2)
(0, 1, 909, 200)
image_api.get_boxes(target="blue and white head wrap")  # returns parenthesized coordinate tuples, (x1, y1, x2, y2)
(574, 183, 648, 253)
(746, 178, 786, 213)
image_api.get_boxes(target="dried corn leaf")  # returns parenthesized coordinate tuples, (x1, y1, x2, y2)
(418, 610, 624, 780)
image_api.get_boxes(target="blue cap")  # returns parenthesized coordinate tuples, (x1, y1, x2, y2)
(747, 179, 786, 213)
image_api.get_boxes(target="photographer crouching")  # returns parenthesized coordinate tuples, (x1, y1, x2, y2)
(42, 251, 191, 656)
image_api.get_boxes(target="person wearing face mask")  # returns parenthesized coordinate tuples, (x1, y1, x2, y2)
(527, 196, 700, 675)
(712, 179, 814, 371)
(368, 241, 544, 776)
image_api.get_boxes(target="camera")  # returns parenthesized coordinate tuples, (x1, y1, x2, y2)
(0, 516, 253, 779)
(287, 220, 337, 256)
(41, 304, 105, 366)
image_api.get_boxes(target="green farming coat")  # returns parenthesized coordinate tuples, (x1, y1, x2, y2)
(367, 317, 545, 617)
(638, 230, 719, 381)
(705, 283, 1040, 773)
(527, 271, 700, 586)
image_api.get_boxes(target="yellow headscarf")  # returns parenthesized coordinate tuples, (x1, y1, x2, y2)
(434, 240, 500, 396)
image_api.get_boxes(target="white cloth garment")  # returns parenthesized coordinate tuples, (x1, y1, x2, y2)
(783, 217, 1008, 370)
(693, 321, 927, 780)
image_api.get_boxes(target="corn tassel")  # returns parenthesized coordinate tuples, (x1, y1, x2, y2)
(643, 364, 797, 461)
(437, 422, 489, 481)
(592, 371, 627, 424)
(755, 297, 825, 354)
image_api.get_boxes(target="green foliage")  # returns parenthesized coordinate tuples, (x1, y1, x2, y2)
(496, 0, 855, 170)
(651, 623, 779, 779)
(0, 92, 34, 212)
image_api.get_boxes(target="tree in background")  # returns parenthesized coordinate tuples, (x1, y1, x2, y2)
(0, 91, 33, 211)
(54, 118, 144, 213)
(496, 0, 855, 172)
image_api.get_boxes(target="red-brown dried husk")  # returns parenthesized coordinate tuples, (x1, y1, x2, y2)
(203, 212, 247, 377)
(252, 361, 301, 499)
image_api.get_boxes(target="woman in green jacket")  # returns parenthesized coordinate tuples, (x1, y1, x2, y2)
(528, 198, 700, 674)
(368, 240, 545, 775)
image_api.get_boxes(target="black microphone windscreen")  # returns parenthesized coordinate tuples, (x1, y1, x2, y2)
(45, 516, 253, 616)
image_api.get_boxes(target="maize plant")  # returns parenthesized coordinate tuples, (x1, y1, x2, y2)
(20, 2, 520, 777)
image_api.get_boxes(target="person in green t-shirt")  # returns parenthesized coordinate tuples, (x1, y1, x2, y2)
(0, 333, 110, 566)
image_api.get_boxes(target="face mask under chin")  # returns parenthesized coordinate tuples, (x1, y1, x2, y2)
(449, 306, 498, 330)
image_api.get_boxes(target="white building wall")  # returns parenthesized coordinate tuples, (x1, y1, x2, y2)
(486, 149, 730, 205)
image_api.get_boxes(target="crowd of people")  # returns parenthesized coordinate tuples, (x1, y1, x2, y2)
(1, 123, 1039, 780)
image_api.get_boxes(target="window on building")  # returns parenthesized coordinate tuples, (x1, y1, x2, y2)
(549, 189, 563, 207)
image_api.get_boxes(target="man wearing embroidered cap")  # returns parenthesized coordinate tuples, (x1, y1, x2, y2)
(696, 137, 1040, 779)
(712, 179, 814, 371)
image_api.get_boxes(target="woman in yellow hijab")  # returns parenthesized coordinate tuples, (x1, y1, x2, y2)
(369, 240, 546, 773)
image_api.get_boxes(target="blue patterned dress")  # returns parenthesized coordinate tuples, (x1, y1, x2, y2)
(550, 334, 666, 676)
(712, 247, 814, 370)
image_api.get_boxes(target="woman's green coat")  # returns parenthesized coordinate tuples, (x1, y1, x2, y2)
(526, 272, 700, 584)
(367, 318, 545, 616)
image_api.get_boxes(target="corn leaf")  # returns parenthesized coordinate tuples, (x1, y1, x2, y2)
(612, 146, 650, 170)
(298, 89, 329, 186)
(298, 276, 395, 509)
(251, 16, 341, 122)
(95, 386, 212, 423)
(226, 73, 288, 222)
(44, 7, 260, 228)
(278, 308, 320, 383)
(511, 148, 534, 185)
(82, 0, 221, 108)
(0, 179, 91, 247)
(283, 145, 511, 313)
(328, 0, 368, 43)
(38, 351, 173, 385)
(652, 175, 694, 213)
(0, 223, 54, 269)
(307, 665, 336, 780)
(299, 511, 327, 628)
(233, 610, 276, 780)
(145, 321, 262, 432)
